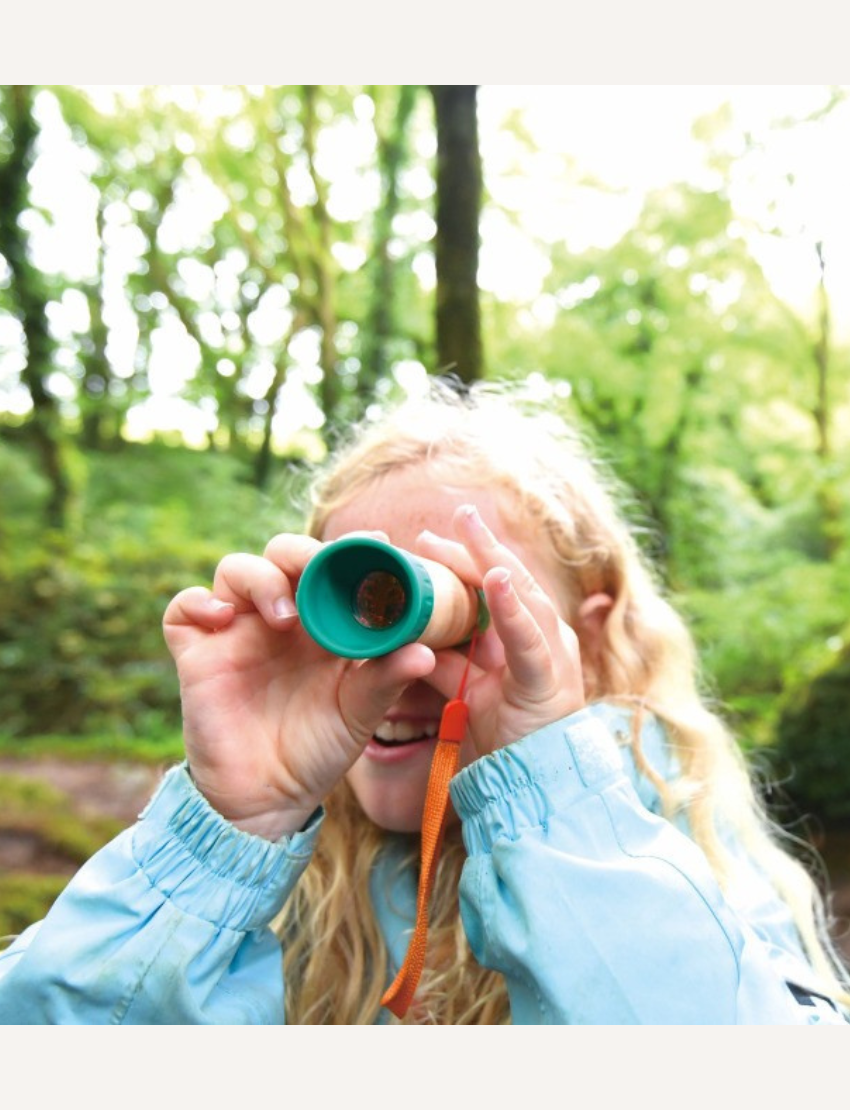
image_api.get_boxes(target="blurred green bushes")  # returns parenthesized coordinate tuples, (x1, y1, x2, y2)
(772, 641, 850, 828)
(682, 559, 850, 745)
(0, 436, 307, 747)
(0, 874, 69, 939)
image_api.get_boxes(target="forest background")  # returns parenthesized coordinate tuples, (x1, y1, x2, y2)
(1, 84, 849, 945)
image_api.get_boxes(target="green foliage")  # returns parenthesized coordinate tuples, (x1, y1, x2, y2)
(38, 84, 434, 445)
(771, 640, 850, 827)
(535, 182, 817, 545)
(0, 732, 184, 763)
(0, 772, 123, 857)
(0, 874, 68, 939)
(0, 437, 307, 741)
(682, 556, 850, 743)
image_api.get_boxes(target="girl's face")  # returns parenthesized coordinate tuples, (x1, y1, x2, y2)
(321, 462, 568, 834)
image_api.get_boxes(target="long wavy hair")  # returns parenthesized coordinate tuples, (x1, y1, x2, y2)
(274, 378, 849, 1023)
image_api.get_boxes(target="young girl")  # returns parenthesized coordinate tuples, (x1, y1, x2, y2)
(1, 380, 847, 1024)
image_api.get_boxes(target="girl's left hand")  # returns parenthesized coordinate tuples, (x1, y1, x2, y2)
(415, 504, 586, 756)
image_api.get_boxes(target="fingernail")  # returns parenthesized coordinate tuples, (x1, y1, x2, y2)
(274, 597, 297, 619)
(209, 598, 234, 612)
(459, 504, 482, 528)
(493, 568, 512, 593)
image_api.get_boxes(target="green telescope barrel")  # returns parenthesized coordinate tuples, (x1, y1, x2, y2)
(295, 536, 485, 659)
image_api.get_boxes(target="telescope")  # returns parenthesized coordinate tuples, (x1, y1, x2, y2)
(295, 536, 487, 659)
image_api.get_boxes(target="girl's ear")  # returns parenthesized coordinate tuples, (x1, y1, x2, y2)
(575, 593, 614, 680)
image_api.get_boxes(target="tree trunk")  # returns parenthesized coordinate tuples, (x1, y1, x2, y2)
(302, 87, 340, 419)
(254, 357, 291, 490)
(812, 241, 842, 556)
(362, 85, 419, 393)
(0, 85, 71, 529)
(80, 204, 112, 448)
(430, 86, 483, 383)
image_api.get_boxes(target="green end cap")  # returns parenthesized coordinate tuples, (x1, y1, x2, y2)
(295, 537, 435, 659)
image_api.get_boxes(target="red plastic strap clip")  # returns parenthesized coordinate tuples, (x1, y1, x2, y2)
(438, 698, 469, 744)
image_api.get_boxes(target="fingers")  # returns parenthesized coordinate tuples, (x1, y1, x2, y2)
(164, 531, 373, 653)
(414, 530, 482, 585)
(339, 644, 437, 746)
(420, 507, 559, 628)
(329, 528, 392, 545)
(164, 534, 321, 648)
(452, 504, 580, 699)
(428, 570, 558, 698)
(262, 533, 324, 578)
(212, 551, 301, 627)
(162, 586, 237, 660)
(270, 530, 390, 569)
(458, 504, 566, 623)
(209, 533, 332, 625)
(454, 505, 545, 602)
(426, 644, 487, 701)
(481, 567, 560, 692)
(164, 586, 236, 633)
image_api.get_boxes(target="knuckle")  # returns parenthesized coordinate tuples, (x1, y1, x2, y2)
(264, 533, 321, 569)
(166, 585, 198, 612)
(518, 567, 541, 595)
(215, 552, 244, 578)
(163, 586, 207, 630)
(525, 625, 549, 656)
(262, 534, 288, 559)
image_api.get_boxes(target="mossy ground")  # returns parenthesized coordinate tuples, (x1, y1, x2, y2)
(0, 755, 165, 938)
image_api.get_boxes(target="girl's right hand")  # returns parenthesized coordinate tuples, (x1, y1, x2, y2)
(162, 533, 436, 841)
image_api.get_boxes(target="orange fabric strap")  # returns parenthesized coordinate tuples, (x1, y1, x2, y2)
(380, 696, 470, 1019)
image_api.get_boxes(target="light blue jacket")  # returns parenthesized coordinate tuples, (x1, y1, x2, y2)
(0, 703, 845, 1024)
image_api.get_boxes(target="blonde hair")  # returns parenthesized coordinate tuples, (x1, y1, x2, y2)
(275, 378, 849, 1022)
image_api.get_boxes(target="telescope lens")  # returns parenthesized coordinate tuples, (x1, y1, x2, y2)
(352, 570, 407, 629)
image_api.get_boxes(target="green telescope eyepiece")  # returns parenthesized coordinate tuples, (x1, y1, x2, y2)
(295, 536, 486, 659)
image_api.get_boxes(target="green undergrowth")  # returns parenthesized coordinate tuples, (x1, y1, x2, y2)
(0, 730, 185, 764)
(0, 874, 70, 940)
(0, 436, 306, 742)
(0, 774, 123, 856)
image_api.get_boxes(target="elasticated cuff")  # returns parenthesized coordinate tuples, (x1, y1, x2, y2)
(450, 706, 626, 855)
(132, 764, 323, 931)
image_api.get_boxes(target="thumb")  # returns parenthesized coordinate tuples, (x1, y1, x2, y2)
(338, 644, 436, 746)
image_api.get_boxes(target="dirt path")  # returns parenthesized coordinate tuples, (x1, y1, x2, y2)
(0, 757, 165, 824)
(1, 757, 165, 820)
(0, 758, 166, 875)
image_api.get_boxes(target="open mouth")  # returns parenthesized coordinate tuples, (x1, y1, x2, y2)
(372, 720, 440, 747)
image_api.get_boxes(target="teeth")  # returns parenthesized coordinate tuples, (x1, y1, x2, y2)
(374, 720, 439, 743)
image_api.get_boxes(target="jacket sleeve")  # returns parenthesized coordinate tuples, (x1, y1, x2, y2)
(449, 705, 848, 1025)
(0, 764, 321, 1025)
